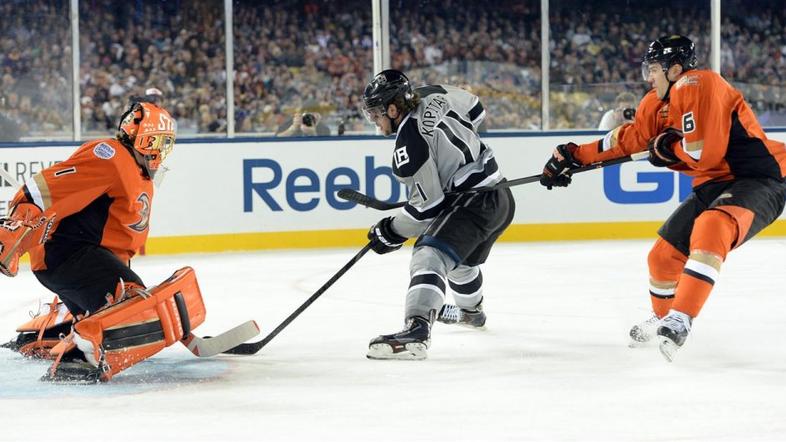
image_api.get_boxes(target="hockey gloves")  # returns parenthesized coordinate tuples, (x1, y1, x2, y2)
(648, 128, 683, 167)
(0, 203, 55, 277)
(368, 216, 407, 254)
(540, 142, 580, 190)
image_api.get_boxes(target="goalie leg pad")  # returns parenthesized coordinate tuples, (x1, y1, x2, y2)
(46, 267, 206, 382)
(4, 296, 74, 359)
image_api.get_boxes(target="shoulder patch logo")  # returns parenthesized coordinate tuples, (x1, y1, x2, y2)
(93, 142, 116, 160)
(394, 146, 410, 168)
(675, 75, 699, 90)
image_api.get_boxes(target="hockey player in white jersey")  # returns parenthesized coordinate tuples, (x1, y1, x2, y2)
(361, 69, 515, 360)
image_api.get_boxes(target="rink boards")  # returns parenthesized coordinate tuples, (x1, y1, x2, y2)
(2, 131, 786, 254)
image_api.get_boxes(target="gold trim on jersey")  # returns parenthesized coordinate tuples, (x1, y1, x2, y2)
(683, 140, 704, 152)
(33, 173, 52, 210)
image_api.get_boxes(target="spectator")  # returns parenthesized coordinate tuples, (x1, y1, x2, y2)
(598, 91, 638, 130)
(276, 111, 330, 137)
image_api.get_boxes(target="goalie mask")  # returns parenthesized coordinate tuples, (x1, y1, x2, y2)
(117, 101, 176, 179)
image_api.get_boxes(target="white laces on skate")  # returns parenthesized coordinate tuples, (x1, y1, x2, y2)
(439, 305, 460, 323)
(629, 314, 662, 346)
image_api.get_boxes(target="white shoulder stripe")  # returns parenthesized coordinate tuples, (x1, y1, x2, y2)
(26, 175, 45, 209)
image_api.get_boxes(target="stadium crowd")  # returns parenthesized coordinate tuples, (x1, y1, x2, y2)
(1, 0, 784, 140)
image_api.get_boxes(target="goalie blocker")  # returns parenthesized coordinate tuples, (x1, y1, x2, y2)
(45, 266, 207, 383)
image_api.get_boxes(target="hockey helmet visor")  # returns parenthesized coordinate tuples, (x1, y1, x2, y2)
(362, 69, 412, 123)
(641, 35, 697, 81)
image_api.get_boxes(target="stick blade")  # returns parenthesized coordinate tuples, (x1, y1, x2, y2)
(220, 340, 264, 355)
(183, 320, 260, 357)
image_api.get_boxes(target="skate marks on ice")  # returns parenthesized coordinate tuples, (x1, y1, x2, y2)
(0, 350, 230, 398)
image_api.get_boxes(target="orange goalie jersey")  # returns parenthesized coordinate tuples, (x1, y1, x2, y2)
(574, 70, 786, 186)
(11, 138, 153, 271)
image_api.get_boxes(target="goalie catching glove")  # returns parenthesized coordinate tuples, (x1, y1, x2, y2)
(540, 142, 581, 189)
(0, 202, 56, 277)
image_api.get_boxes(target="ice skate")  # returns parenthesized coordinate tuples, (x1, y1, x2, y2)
(628, 314, 661, 347)
(437, 300, 486, 329)
(40, 345, 103, 384)
(41, 360, 103, 384)
(657, 310, 692, 362)
(367, 315, 431, 360)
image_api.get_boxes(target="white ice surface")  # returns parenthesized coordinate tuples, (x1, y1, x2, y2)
(2, 239, 786, 441)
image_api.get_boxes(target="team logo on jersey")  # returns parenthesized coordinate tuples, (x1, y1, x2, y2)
(394, 146, 410, 168)
(675, 75, 699, 90)
(93, 143, 116, 160)
(128, 193, 151, 232)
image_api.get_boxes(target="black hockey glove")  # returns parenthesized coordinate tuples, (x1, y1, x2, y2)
(540, 142, 581, 190)
(367, 216, 407, 255)
(647, 128, 683, 168)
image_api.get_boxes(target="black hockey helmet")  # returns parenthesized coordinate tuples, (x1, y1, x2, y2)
(641, 35, 697, 80)
(362, 69, 414, 123)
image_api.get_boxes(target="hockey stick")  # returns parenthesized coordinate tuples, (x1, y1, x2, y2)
(182, 320, 260, 357)
(338, 151, 651, 210)
(0, 167, 22, 189)
(221, 242, 373, 355)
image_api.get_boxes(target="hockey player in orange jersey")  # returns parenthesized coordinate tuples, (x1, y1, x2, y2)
(539, 35, 786, 361)
(0, 98, 213, 381)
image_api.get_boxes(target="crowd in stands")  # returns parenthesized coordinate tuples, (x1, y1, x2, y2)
(1, 0, 785, 140)
(0, 1, 72, 139)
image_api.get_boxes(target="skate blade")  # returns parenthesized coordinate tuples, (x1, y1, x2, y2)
(40, 362, 103, 384)
(40, 371, 102, 384)
(628, 333, 655, 348)
(367, 342, 428, 360)
(628, 340, 654, 348)
(658, 337, 680, 362)
(457, 323, 486, 331)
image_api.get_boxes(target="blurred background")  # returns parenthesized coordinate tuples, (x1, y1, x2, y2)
(0, 0, 784, 141)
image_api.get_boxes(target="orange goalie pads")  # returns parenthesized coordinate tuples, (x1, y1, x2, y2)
(7, 297, 74, 359)
(49, 267, 206, 382)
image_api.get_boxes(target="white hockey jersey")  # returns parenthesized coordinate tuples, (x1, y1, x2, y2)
(390, 84, 503, 238)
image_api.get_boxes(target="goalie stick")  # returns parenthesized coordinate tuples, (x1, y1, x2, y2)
(338, 151, 651, 210)
(221, 242, 373, 355)
(0, 166, 22, 189)
(182, 320, 260, 357)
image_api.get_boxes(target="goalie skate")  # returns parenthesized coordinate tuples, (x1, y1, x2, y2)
(41, 360, 103, 384)
(367, 316, 431, 361)
(40, 339, 104, 384)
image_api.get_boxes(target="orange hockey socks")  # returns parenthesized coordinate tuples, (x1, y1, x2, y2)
(672, 209, 740, 318)
(647, 237, 687, 318)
